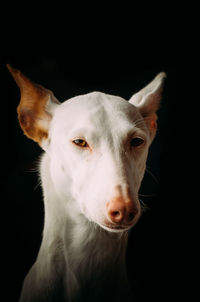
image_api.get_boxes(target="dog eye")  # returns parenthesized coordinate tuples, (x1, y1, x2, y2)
(130, 137, 144, 147)
(72, 139, 88, 148)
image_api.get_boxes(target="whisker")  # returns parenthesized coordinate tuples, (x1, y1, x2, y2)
(139, 193, 156, 198)
(139, 198, 149, 212)
(133, 119, 146, 127)
(33, 180, 42, 191)
(145, 167, 159, 184)
(24, 159, 41, 173)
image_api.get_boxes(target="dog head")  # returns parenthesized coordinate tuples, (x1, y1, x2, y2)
(8, 65, 166, 232)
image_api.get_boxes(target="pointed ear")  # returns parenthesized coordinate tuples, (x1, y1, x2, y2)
(129, 72, 166, 136)
(7, 64, 60, 148)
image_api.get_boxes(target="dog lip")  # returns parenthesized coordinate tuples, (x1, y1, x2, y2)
(100, 222, 134, 232)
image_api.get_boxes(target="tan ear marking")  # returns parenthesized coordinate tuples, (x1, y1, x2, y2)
(143, 113, 158, 140)
(150, 120, 157, 130)
(7, 64, 57, 145)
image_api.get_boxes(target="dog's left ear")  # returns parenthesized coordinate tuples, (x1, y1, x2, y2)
(7, 64, 60, 149)
(129, 72, 166, 136)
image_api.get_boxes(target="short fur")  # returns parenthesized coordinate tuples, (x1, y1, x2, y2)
(8, 65, 166, 302)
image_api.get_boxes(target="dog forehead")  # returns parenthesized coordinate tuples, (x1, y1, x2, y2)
(54, 91, 138, 128)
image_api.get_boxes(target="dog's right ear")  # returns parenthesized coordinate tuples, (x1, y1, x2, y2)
(7, 64, 60, 148)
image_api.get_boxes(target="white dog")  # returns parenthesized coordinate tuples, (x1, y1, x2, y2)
(8, 64, 166, 302)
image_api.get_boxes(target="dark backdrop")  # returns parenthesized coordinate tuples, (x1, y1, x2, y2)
(0, 56, 194, 301)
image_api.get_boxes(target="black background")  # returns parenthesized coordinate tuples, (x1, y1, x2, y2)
(0, 47, 196, 302)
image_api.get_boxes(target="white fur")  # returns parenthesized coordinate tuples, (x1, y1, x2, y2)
(19, 73, 166, 302)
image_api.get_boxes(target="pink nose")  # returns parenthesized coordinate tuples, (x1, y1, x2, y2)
(106, 196, 137, 224)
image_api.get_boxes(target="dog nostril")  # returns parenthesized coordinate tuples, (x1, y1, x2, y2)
(109, 210, 124, 223)
(112, 211, 121, 217)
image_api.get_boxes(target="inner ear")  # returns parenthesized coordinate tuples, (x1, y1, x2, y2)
(7, 64, 60, 146)
(129, 72, 166, 116)
(129, 72, 166, 139)
(18, 107, 51, 143)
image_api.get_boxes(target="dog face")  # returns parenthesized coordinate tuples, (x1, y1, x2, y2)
(49, 93, 150, 231)
(7, 65, 166, 232)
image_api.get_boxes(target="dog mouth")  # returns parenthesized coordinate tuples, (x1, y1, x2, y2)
(99, 222, 135, 233)
(98, 209, 141, 233)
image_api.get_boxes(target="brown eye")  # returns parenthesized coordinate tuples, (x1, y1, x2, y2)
(130, 137, 144, 147)
(73, 139, 88, 148)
